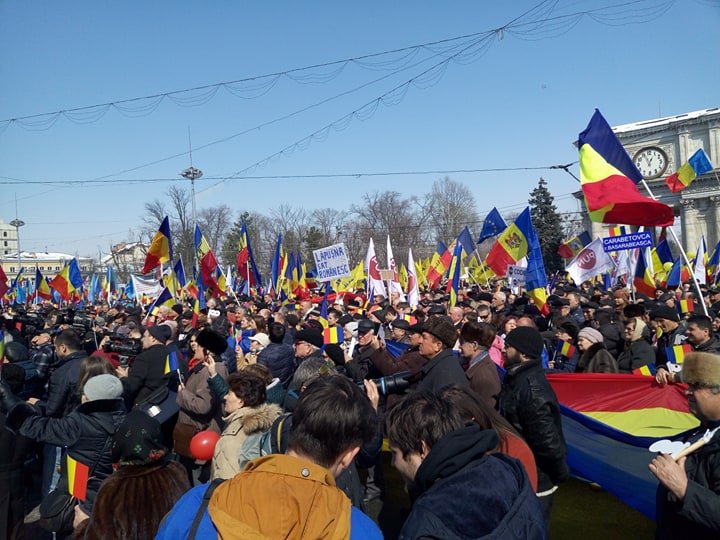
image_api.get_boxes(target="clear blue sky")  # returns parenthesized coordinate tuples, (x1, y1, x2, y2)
(1, 1, 718, 258)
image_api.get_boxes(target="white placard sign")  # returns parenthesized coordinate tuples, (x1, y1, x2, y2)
(507, 265, 526, 287)
(312, 243, 352, 282)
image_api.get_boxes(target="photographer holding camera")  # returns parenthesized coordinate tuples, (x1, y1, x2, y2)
(116, 325, 171, 407)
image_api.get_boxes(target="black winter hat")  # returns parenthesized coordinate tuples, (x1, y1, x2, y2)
(423, 317, 458, 349)
(504, 327, 544, 359)
(294, 329, 324, 349)
(4, 342, 29, 363)
(147, 324, 172, 344)
(112, 409, 168, 466)
(196, 328, 228, 355)
(650, 305, 680, 322)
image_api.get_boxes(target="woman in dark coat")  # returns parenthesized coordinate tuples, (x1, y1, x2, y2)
(1, 374, 125, 538)
(617, 317, 655, 373)
(576, 327, 618, 373)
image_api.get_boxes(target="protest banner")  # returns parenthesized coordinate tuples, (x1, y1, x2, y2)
(313, 243, 351, 283)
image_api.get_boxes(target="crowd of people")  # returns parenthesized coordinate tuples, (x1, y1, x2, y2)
(0, 276, 719, 539)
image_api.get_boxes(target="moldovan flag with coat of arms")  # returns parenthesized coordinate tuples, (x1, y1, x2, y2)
(485, 207, 533, 277)
(578, 110, 674, 227)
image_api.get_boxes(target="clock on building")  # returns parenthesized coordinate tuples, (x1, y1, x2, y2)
(632, 146, 669, 179)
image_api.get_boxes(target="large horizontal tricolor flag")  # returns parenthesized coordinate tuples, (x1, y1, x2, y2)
(578, 110, 674, 227)
(485, 207, 533, 276)
(67, 454, 91, 501)
(664, 148, 713, 193)
(548, 373, 699, 519)
(142, 216, 173, 274)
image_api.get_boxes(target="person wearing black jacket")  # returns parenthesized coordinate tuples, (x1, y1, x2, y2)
(0, 374, 126, 537)
(116, 324, 171, 407)
(257, 322, 296, 388)
(416, 316, 468, 394)
(651, 352, 720, 539)
(386, 390, 546, 539)
(652, 306, 687, 384)
(498, 326, 569, 527)
(45, 329, 88, 418)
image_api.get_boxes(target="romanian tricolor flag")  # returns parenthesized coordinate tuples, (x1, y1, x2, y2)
(0, 266, 9, 299)
(557, 231, 592, 259)
(148, 287, 174, 317)
(194, 225, 219, 293)
(632, 364, 656, 376)
(164, 351, 180, 374)
(191, 297, 201, 328)
(677, 298, 695, 315)
(524, 216, 548, 314)
(556, 340, 576, 359)
(67, 455, 90, 501)
(35, 269, 52, 301)
(49, 260, 83, 301)
(323, 326, 343, 345)
(633, 249, 655, 297)
(608, 226, 627, 237)
(548, 374, 698, 519)
(578, 110, 674, 226)
(427, 241, 452, 289)
(142, 216, 173, 274)
(664, 148, 713, 193)
(445, 242, 463, 307)
(666, 344, 692, 364)
(236, 223, 262, 288)
(485, 207, 533, 276)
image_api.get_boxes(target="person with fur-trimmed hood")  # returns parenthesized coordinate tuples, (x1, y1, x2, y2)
(174, 328, 229, 486)
(651, 352, 720, 539)
(210, 371, 282, 480)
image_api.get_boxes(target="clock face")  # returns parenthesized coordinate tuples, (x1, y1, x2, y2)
(632, 146, 669, 179)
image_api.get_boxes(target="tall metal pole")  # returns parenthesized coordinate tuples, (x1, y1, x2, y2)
(10, 195, 24, 272)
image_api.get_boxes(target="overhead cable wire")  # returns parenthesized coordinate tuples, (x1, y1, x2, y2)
(0, 0, 675, 131)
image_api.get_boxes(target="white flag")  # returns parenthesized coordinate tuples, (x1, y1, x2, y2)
(364, 238, 386, 298)
(386, 235, 405, 301)
(566, 238, 616, 285)
(406, 248, 419, 309)
(130, 274, 163, 299)
(694, 236, 707, 285)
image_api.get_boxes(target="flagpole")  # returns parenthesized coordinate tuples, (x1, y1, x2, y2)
(474, 251, 490, 287)
(640, 179, 709, 316)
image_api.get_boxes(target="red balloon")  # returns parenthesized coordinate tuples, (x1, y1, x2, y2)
(189, 430, 221, 461)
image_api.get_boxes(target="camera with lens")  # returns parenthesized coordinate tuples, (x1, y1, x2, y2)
(70, 311, 96, 332)
(103, 334, 142, 366)
(360, 370, 412, 396)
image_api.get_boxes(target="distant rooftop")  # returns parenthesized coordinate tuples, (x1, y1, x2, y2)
(1, 251, 93, 261)
(613, 108, 720, 135)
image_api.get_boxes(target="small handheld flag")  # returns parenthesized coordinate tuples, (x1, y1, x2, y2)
(323, 326, 343, 345)
(666, 344, 692, 364)
(632, 364, 657, 376)
(67, 455, 90, 501)
(677, 298, 695, 315)
(164, 351, 180, 374)
(556, 340, 576, 359)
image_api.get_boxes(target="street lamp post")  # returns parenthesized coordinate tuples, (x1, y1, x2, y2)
(9, 218, 25, 270)
(180, 166, 203, 226)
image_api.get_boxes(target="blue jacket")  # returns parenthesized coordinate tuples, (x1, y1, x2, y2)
(155, 481, 382, 539)
(257, 342, 296, 387)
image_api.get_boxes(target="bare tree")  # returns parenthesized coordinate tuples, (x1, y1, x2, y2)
(198, 205, 233, 254)
(425, 177, 479, 242)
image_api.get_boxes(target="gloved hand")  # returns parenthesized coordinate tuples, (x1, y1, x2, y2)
(0, 380, 23, 414)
